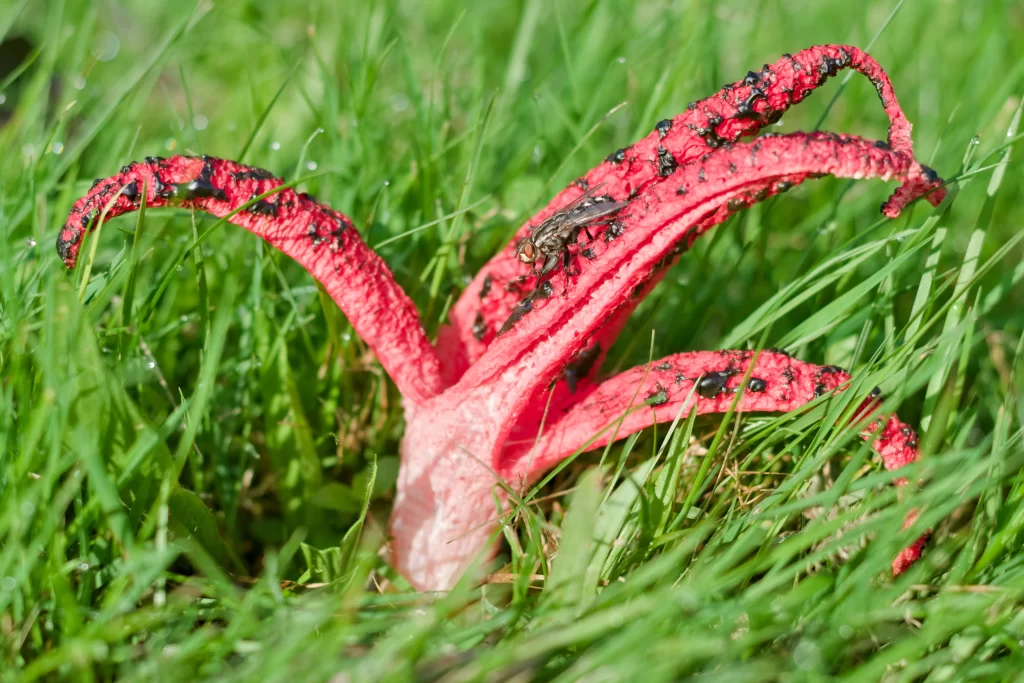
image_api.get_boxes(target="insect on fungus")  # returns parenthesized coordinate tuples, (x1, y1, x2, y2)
(514, 183, 627, 284)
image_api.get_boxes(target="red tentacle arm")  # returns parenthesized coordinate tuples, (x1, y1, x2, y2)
(440, 44, 942, 375)
(452, 134, 940, 464)
(57, 155, 444, 404)
(501, 350, 918, 476)
(501, 350, 925, 576)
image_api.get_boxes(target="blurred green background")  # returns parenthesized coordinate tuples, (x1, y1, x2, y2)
(1, 0, 1022, 679)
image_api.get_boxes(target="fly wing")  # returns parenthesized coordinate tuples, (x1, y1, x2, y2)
(550, 181, 610, 215)
(559, 200, 628, 229)
(530, 181, 617, 238)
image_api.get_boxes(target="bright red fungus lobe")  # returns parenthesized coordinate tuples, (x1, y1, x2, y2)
(59, 155, 443, 404)
(60, 46, 938, 591)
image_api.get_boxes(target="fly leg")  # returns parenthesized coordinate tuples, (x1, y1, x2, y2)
(561, 249, 577, 296)
(538, 253, 560, 279)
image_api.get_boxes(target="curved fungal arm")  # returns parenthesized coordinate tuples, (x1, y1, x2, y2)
(501, 349, 926, 575)
(506, 350, 918, 474)
(57, 155, 444, 404)
(456, 133, 942, 464)
(441, 44, 940, 374)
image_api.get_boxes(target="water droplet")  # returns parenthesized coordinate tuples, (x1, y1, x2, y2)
(270, 141, 281, 151)
(839, 625, 853, 639)
(774, 119, 784, 126)
(616, 56, 627, 64)
(0, 93, 6, 105)
(175, 263, 184, 272)
(193, 114, 208, 131)
(390, 93, 410, 112)
(383, 180, 390, 187)
(164, 137, 178, 152)
(532, 144, 543, 163)
(92, 31, 120, 62)
(25, 238, 37, 248)
(51, 141, 64, 155)
(793, 640, 821, 671)
(73, 75, 86, 90)
(970, 135, 980, 146)
(306, 161, 318, 171)
(78, 563, 90, 571)
(342, 332, 352, 342)
(147, 361, 157, 370)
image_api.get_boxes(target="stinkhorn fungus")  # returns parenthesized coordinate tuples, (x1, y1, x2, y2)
(59, 45, 942, 590)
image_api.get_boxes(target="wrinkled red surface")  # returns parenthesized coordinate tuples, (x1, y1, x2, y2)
(59, 45, 940, 591)
(440, 44, 944, 382)
(502, 350, 918, 476)
(59, 156, 443, 403)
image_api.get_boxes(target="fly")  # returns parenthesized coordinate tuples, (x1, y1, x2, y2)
(514, 183, 627, 282)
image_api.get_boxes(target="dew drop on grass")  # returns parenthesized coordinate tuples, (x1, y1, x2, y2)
(193, 114, 208, 130)
(270, 141, 281, 151)
(147, 361, 156, 370)
(793, 640, 821, 671)
(92, 31, 120, 62)
(306, 161, 318, 171)
(390, 93, 410, 112)
(25, 238, 36, 248)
